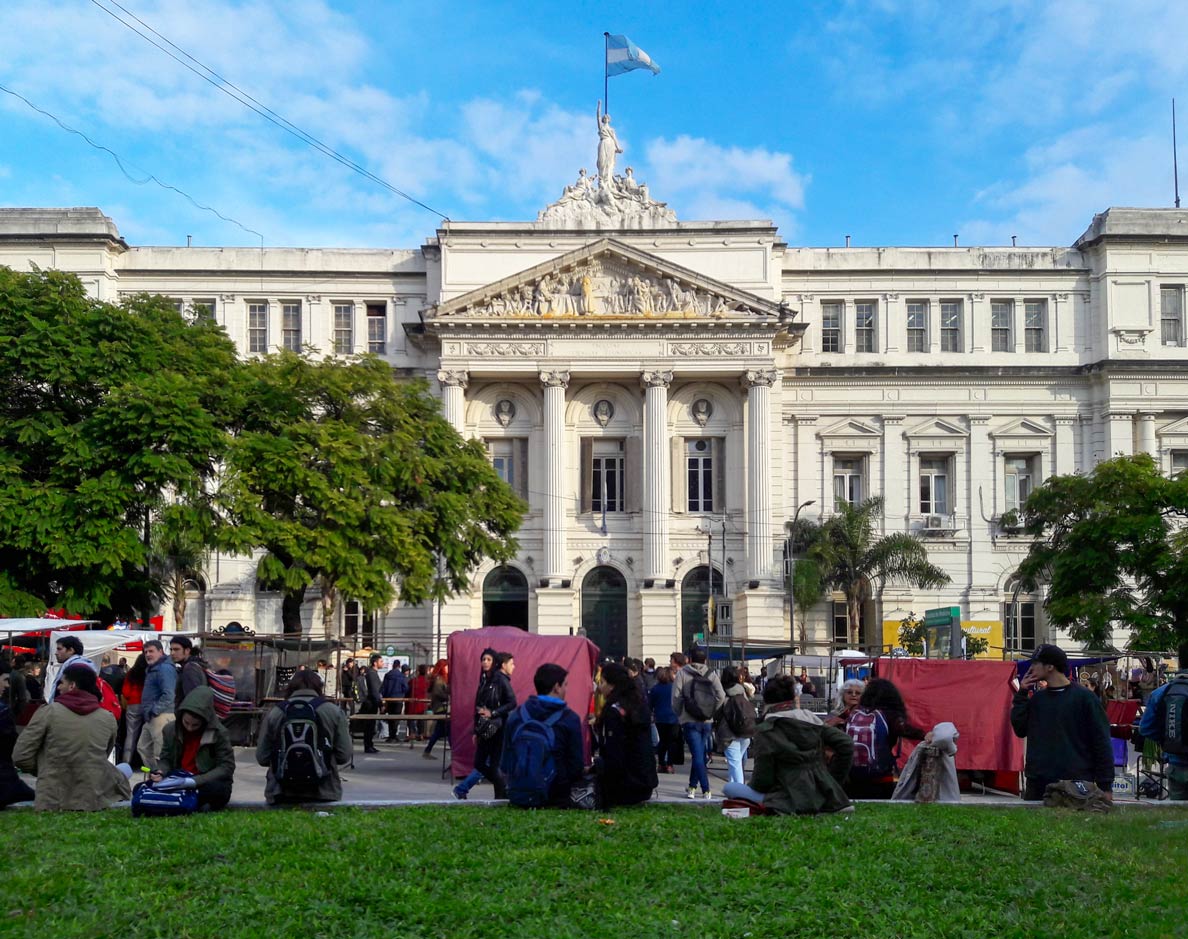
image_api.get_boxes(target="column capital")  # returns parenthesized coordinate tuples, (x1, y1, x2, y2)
(539, 369, 570, 388)
(640, 369, 673, 389)
(437, 369, 469, 388)
(969, 415, 992, 426)
(742, 368, 780, 389)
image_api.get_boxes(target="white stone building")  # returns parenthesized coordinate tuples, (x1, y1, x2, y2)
(3, 172, 1187, 662)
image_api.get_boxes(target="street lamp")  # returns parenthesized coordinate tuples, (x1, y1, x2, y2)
(785, 500, 816, 651)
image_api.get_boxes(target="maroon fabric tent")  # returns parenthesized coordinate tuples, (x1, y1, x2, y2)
(878, 657, 1024, 773)
(447, 627, 600, 777)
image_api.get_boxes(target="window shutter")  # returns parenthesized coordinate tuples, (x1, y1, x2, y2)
(671, 436, 686, 513)
(713, 437, 726, 512)
(624, 436, 642, 513)
(516, 437, 529, 502)
(579, 437, 593, 514)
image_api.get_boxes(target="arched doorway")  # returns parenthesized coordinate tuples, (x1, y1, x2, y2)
(680, 565, 724, 653)
(482, 566, 529, 630)
(580, 566, 628, 660)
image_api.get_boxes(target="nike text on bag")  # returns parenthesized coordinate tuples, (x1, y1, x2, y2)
(506, 706, 565, 808)
(847, 708, 893, 776)
(205, 669, 236, 720)
(131, 775, 199, 817)
(683, 673, 718, 722)
(274, 698, 332, 788)
(1163, 678, 1188, 756)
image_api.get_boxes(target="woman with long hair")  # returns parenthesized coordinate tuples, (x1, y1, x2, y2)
(595, 662, 658, 808)
(843, 677, 926, 799)
(409, 664, 431, 741)
(120, 652, 148, 766)
(648, 667, 680, 773)
(422, 659, 450, 759)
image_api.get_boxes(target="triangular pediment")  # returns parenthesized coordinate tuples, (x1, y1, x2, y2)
(904, 417, 968, 438)
(818, 417, 880, 439)
(1157, 415, 1188, 439)
(428, 239, 783, 322)
(991, 417, 1053, 439)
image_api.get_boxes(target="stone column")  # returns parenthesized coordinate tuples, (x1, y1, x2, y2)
(1137, 412, 1158, 456)
(1106, 411, 1135, 457)
(1054, 416, 1077, 476)
(641, 370, 673, 581)
(882, 415, 907, 530)
(436, 369, 468, 434)
(540, 369, 570, 584)
(970, 293, 988, 353)
(743, 369, 778, 581)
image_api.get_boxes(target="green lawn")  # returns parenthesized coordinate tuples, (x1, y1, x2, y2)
(1, 805, 1185, 939)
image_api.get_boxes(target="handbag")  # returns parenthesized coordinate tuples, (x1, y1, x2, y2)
(474, 715, 502, 740)
(131, 773, 199, 818)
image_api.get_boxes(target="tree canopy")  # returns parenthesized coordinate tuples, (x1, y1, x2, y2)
(1016, 453, 1188, 665)
(0, 267, 239, 617)
(217, 352, 524, 635)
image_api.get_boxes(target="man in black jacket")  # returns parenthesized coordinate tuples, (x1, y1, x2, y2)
(357, 653, 384, 754)
(170, 637, 208, 715)
(453, 652, 517, 799)
(1011, 644, 1114, 801)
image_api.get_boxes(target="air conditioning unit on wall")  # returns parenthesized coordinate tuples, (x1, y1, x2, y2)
(926, 514, 945, 530)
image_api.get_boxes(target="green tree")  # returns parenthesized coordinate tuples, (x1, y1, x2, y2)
(809, 497, 951, 647)
(218, 352, 524, 636)
(1016, 453, 1188, 666)
(786, 518, 823, 646)
(0, 267, 240, 617)
(898, 612, 989, 658)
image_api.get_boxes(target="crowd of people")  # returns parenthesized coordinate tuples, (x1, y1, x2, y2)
(2, 633, 1185, 814)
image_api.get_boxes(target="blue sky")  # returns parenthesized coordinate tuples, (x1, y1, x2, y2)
(2, 0, 1185, 250)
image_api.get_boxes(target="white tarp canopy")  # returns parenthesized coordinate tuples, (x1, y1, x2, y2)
(0, 618, 99, 635)
(45, 629, 181, 694)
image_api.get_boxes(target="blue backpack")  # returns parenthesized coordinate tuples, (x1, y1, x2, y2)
(506, 705, 564, 808)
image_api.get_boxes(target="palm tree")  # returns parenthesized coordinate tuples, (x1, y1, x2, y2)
(810, 497, 950, 647)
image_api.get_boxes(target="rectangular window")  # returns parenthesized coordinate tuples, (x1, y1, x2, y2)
(591, 440, 625, 514)
(855, 301, 876, 353)
(1161, 286, 1184, 347)
(1171, 451, 1188, 477)
(1024, 300, 1047, 352)
(919, 457, 949, 515)
(248, 302, 268, 353)
(1004, 455, 1035, 512)
(1004, 600, 1036, 652)
(940, 300, 962, 352)
(487, 438, 528, 500)
(833, 457, 864, 507)
(991, 300, 1013, 352)
(686, 439, 715, 513)
(190, 298, 216, 322)
(906, 301, 928, 352)
(366, 302, 387, 355)
(821, 302, 842, 353)
(333, 303, 354, 354)
(282, 301, 302, 352)
(344, 600, 377, 649)
(832, 601, 849, 643)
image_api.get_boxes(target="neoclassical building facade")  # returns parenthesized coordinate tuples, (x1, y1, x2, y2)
(3, 178, 1188, 662)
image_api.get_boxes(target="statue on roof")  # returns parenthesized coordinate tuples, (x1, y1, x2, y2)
(595, 101, 623, 185)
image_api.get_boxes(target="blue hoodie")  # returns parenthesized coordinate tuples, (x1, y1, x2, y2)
(499, 695, 585, 804)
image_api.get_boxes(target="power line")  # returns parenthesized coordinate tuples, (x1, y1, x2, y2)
(88, 0, 449, 222)
(0, 82, 264, 245)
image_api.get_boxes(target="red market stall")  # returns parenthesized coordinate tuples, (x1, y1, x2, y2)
(447, 627, 599, 778)
(877, 657, 1024, 779)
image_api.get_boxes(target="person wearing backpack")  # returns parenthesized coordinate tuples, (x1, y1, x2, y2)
(715, 667, 758, 786)
(153, 685, 235, 811)
(1137, 667, 1188, 800)
(844, 677, 927, 799)
(256, 670, 352, 805)
(169, 637, 208, 716)
(671, 647, 726, 800)
(594, 662, 657, 808)
(500, 663, 584, 808)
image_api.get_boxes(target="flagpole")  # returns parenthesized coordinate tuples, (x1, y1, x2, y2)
(603, 32, 610, 116)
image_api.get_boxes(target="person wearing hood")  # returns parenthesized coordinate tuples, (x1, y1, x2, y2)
(594, 662, 657, 808)
(671, 648, 726, 800)
(722, 674, 854, 815)
(153, 685, 236, 811)
(500, 663, 584, 807)
(12, 663, 132, 811)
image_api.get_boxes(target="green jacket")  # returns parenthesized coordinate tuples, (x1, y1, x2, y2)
(159, 686, 236, 787)
(750, 708, 853, 815)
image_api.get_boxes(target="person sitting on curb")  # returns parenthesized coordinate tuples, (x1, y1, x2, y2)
(723, 674, 854, 815)
(257, 670, 353, 805)
(12, 663, 132, 811)
(501, 663, 584, 808)
(594, 662, 657, 809)
(153, 686, 236, 812)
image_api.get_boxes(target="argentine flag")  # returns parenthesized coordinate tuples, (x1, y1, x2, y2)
(606, 34, 660, 76)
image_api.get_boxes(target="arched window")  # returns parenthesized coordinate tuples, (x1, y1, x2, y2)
(482, 566, 529, 630)
(580, 566, 628, 659)
(679, 565, 724, 653)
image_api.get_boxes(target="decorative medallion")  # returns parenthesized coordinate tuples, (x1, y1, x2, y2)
(691, 398, 713, 427)
(494, 399, 516, 427)
(593, 399, 615, 427)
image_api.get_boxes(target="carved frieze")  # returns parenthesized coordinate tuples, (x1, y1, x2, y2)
(467, 342, 546, 356)
(669, 342, 750, 356)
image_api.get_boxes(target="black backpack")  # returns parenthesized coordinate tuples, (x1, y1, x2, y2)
(274, 698, 332, 788)
(682, 671, 719, 722)
(724, 694, 758, 737)
(1162, 677, 1188, 756)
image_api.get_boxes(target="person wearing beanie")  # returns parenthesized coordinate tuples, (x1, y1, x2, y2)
(12, 663, 132, 811)
(1011, 644, 1114, 801)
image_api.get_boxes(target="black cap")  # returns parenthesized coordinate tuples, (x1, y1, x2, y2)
(1031, 644, 1068, 675)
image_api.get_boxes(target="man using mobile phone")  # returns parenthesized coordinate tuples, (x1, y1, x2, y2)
(1010, 644, 1114, 801)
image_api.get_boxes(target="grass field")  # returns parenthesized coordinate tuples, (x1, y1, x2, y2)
(1, 804, 1185, 939)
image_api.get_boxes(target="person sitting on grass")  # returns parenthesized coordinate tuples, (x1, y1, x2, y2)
(12, 663, 132, 811)
(501, 663, 584, 808)
(594, 662, 658, 809)
(257, 670, 353, 805)
(842, 677, 927, 800)
(722, 674, 854, 815)
(0, 672, 35, 807)
(152, 686, 236, 812)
